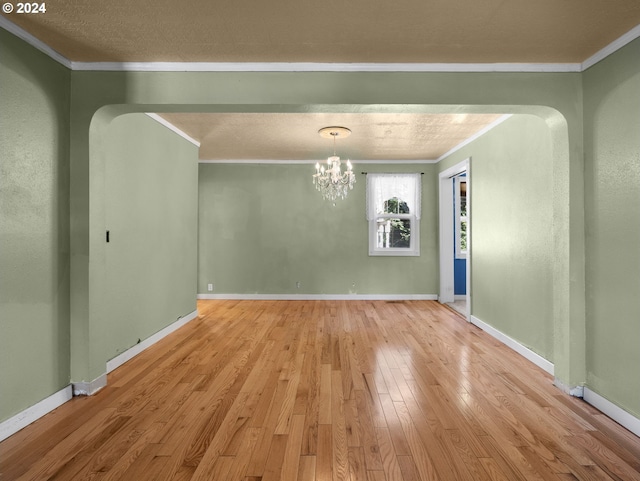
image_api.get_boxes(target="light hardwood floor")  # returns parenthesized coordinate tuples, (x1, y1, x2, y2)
(2, 300, 639, 480)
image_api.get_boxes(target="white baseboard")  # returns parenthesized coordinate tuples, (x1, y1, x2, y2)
(0, 385, 73, 442)
(470, 315, 554, 376)
(197, 293, 438, 301)
(553, 377, 584, 398)
(584, 387, 640, 438)
(76, 310, 199, 393)
(72, 373, 107, 396)
(0, 309, 200, 442)
(106, 309, 198, 373)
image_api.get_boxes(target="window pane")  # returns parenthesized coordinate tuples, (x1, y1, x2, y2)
(460, 220, 467, 251)
(460, 181, 467, 216)
(382, 197, 410, 215)
(368, 174, 420, 220)
(376, 217, 411, 248)
(454, 176, 467, 259)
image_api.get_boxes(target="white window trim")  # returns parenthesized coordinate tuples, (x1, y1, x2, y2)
(454, 175, 467, 259)
(366, 173, 421, 257)
(369, 216, 420, 256)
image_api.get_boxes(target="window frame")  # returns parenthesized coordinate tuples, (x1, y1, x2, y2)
(367, 174, 421, 257)
(369, 213, 420, 256)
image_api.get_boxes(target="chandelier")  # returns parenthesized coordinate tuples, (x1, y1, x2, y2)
(312, 126, 356, 202)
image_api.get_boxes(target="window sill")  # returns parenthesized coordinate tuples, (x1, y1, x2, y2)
(369, 249, 420, 257)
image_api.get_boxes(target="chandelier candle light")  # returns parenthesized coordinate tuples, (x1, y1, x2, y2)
(313, 126, 356, 202)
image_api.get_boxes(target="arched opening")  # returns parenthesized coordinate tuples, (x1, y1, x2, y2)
(71, 95, 580, 398)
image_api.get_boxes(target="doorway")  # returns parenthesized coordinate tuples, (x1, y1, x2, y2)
(439, 158, 470, 319)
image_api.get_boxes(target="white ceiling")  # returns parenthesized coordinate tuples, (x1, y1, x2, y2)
(158, 112, 506, 162)
(3, 2, 639, 162)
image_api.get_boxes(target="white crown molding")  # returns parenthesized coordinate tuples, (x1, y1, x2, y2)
(582, 24, 640, 71)
(199, 159, 331, 165)
(197, 293, 438, 301)
(436, 114, 512, 162)
(70, 61, 582, 73)
(3, 16, 639, 72)
(0, 16, 640, 73)
(198, 158, 438, 165)
(145, 113, 200, 147)
(0, 16, 71, 68)
(353, 159, 439, 164)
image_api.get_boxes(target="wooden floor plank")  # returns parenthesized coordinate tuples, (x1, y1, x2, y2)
(280, 414, 305, 481)
(316, 423, 333, 481)
(1, 300, 639, 481)
(225, 426, 262, 480)
(375, 427, 405, 481)
(298, 455, 317, 481)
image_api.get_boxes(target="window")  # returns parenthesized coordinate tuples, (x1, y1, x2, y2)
(454, 175, 467, 259)
(366, 173, 421, 256)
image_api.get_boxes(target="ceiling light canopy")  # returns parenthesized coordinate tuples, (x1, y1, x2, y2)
(312, 127, 356, 202)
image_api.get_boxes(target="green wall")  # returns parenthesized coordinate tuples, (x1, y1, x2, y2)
(198, 163, 438, 295)
(15, 23, 640, 426)
(97, 114, 199, 366)
(440, 115, 555, 361)
(584, 40, 640, 417)
(0, 31, 200, 422)
(68, 69, 582, 388)
(0, 29, 71, 421)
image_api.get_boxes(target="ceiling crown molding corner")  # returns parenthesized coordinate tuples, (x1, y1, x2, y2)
(0, 16, 72, 69)
(436, 114, 513, 162)
(145, 113, 201, 147)
(582, 23, 640, 71)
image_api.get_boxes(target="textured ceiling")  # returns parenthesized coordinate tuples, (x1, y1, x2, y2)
(3, 0, 640, 63)
(159, 113, 504, 161)
(4, 2, 638, 162)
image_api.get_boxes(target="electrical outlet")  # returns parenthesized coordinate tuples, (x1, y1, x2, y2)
(207, 283, 213, 292)
(296, 281, 301, 289)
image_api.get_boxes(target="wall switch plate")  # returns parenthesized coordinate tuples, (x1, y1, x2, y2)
(207, 283, 213, 292)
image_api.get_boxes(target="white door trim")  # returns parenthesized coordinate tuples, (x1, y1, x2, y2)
(438, 158, 470, 320)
